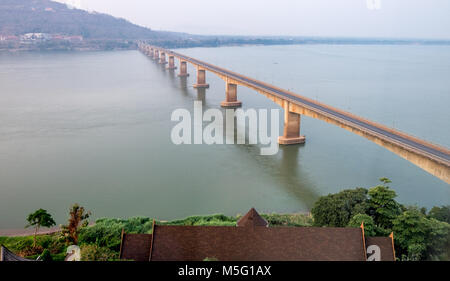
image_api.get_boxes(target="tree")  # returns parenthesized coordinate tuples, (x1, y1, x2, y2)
(25, 209, 56, 248)
(80, 244, 117, 261)
(61, 204, 91, 245)
(428, 205, 450, 224)
(392, 207, 428, 259)
(347, 214, 376, 236)
(311, 188, 368, 227)
(424, 218, 450, 260)
(392, 207, 450, 261)
(367, 178, 402, 231)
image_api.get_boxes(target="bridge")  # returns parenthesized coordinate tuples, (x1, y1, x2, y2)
(138, 43, 450, 184)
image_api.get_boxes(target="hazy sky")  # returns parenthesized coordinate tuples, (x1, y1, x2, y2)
(55, 0, 450, 39)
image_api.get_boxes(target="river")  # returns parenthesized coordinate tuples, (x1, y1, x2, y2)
(0, 44, 449, 228)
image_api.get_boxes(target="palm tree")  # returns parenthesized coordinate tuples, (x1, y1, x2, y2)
(26, 209, 56, 248)
(61, 204, 91, 245)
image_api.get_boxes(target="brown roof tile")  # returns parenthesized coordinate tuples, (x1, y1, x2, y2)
(237, 208, 268, 227)
(120, 233, 152, 261)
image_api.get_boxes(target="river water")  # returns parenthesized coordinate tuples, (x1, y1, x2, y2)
(0, 45, 449, 228)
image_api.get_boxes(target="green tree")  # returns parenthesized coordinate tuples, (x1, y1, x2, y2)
(392, 208, 428, 259)
(347, 214, 376, 236)
(428, 205, 450, 224)
(367, 178, 402, 232)
(311, 188, 368, 227)
(392, 207, 450, 260)
(61, 204, 91, 245)
(25, 209, 56, 248)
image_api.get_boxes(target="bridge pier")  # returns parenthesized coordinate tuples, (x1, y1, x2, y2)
(178, 60, 190, 77)
(159, 52, 167, 64)
(148, 48, 154, 58)
(221, 82, 242, 108)
(193, 68, 209, 88)
(278, 102, 305, 145)
(154, 50, 159, 61)
(167, 56, 177, 70)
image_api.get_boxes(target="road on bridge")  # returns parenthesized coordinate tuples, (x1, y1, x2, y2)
(167, 50, 449, 165)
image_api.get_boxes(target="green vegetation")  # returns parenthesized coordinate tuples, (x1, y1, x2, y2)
(80, 244, 118, 261)
(311, 187, 368, 227)
(25, 209, 56, 248)
(347, 214, 376, 236)
(311, 178, 450, 261)
(0, 233, 66, 261)
(1, 211, 312, 261)
(0, 0, 162, 39)
(428, 205, 450, 224)
(203, 257, 219, 261)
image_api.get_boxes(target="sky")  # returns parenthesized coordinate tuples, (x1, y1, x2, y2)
(54, 0, 450, 39)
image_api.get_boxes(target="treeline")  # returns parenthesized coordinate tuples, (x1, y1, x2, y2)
(0, 39, 137, 52)
(311, 178, 450, 261)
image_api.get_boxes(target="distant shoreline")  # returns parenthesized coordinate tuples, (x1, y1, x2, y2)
(0, 222, 96, 237)
(1, 36, 450, 53)
(0, 226, 61, 237)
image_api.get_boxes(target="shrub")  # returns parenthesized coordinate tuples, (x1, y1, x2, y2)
(40, 249, 53, 261)
(311, 188, 369, 227)
(261, 213, 312, 227)
(81, 244, 118, 261)
(79, 217, 154, 251)
(393, 207, 450, 261)
(347, 214, 376, 236)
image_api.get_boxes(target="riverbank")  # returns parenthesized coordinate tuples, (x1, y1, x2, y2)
(0, 226, 61, 237)
(0, 222, 96, 237)
(0, 212, 312, 261)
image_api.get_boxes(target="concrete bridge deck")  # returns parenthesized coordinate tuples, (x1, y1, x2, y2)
(140, 44, 450, 184)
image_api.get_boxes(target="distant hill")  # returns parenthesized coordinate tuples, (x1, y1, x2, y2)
(0, 0, 178, 40)
(1, 0, 448, 52)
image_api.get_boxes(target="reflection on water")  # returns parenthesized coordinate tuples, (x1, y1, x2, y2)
(0, 46, 449, 229)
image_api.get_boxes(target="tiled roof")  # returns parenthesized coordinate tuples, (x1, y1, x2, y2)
(365, 237, 396, 261)
(119, 233, 152, 261)
(119, 209, 395, 261)
(236, 208, 268, 227)
(150, 225, 366, 261)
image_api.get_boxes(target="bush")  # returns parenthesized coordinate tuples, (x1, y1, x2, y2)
(81, 244, 118, 261)
(79, 217, 155, 251)
(79, 220, 124, 251)
(260, 213, 312, 227)
(165, 214, 236, 226)
(40, 249, 53, 261)
(311, 188, 369, 227)
(367, 185, 402, 231)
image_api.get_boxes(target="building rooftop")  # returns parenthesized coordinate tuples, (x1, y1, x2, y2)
(119, 208, 396, 261)
(236, 207, 269, 227)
